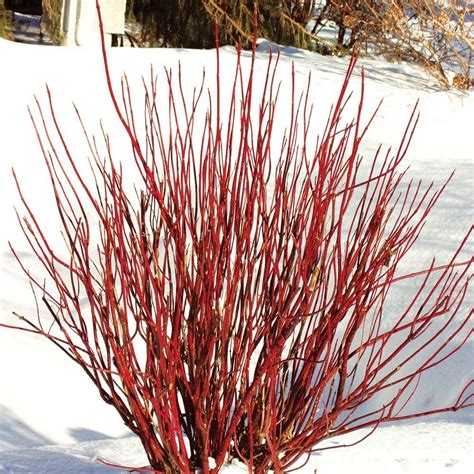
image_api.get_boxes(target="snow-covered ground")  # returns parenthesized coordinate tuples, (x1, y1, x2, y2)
(0, 36, 472, 472)
(0, 419, 473, 473)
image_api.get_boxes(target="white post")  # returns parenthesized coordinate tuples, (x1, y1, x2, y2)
(60, 0, 126, 46)
(61, 0, 79, 46)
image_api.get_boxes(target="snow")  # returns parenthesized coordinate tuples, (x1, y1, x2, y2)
(0, 421, 472, 473)
(0, 36, 473, 472)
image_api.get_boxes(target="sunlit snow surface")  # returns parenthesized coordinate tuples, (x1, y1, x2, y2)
(0, 420, 472, 473)
(0, 37, 472, 472)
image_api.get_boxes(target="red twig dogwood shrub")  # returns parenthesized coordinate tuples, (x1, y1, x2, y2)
(3, 11, 473, 474)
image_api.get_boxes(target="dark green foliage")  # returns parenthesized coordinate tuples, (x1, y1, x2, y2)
(127, 0, 212, 48)
(128, 0, 322, 50)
